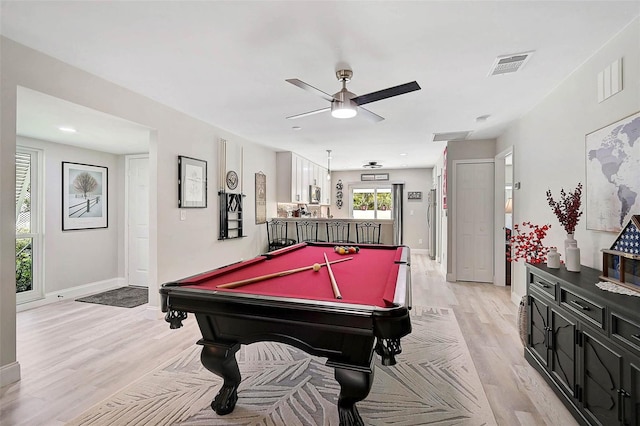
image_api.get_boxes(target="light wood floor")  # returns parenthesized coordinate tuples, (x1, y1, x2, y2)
(0, 254, 577, 426)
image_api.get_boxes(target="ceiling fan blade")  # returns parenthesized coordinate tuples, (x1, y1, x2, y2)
(357, 106, 384, 123)
(286, 107, 331, 120)
(351, 81, 421, 106)
(286, 79, 336, 102)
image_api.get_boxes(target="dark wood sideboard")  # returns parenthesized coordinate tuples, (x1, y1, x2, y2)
(525, 263, 640, 426)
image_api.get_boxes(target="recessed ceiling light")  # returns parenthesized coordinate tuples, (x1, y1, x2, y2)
(58, 126, 77, 133)
(402, 164, 408, 167)
(399, 153, 407, 156)
(476, 115, 491, 122)
(292, 126, 302, 131)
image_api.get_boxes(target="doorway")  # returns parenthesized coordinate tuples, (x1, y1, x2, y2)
(126, 155, 150, 287)
(493, 147, 514, 287)
(16, 86, 153, 305)
(453, 160, 494, 283)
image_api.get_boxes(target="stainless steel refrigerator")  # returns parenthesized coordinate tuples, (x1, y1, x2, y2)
(427, 189, 437, 259)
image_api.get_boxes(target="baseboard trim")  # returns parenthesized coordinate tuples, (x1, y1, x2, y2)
(511, 290, 524, 306)
(0, 361, 21, 387)
(446, 272, 456, 282)
(17, 277, 126, 312)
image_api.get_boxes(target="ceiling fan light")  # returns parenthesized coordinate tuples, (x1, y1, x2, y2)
(331, 101, 357, 119)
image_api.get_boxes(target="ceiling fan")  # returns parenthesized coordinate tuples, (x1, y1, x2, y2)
(363, 161, 383, 169)
(286, 69, 420, 122)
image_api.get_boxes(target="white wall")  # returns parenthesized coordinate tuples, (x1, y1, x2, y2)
(328, 168, 433, 250)
(17, 136, 122, 292)
(497, 18, 640, 302)
(1, 37, 277, 384)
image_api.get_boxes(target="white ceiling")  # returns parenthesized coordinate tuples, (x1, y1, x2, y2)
(3, 1, 639, 170)
(17, 87, 152, 155)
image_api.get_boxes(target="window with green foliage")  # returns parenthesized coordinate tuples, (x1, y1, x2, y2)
(16, 237, 32, 293)
(16, 147, 41, 302)
(352, 187, 392, 219)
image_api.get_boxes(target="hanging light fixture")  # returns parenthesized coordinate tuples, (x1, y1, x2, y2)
(330, 70, 358, 119)
(327, 150, 332, 180)
(330, 99, 357, 119)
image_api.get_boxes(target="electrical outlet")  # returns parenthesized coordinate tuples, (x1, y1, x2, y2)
(180, 210, 186, 221)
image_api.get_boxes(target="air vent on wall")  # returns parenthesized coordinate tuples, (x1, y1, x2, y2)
(363, 161, 383, 169)
(488, 51, 534, 76)
(432, 131, 471, 142)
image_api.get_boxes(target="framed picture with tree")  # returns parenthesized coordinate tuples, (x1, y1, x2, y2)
(62, 162, 108, 230)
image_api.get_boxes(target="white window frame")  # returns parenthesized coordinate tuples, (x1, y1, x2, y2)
(16, 146, 44, 304)
(349, 184, 393, 219)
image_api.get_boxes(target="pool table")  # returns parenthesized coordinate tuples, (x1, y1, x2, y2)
(160, 242, 412, 426)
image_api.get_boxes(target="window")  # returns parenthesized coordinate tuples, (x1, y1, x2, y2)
(352, 187, 392, 219)
(16, 147, 43, 303)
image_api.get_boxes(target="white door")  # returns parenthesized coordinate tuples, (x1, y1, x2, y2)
(455, 161, 494, 282)
(127, 156, 149, 287)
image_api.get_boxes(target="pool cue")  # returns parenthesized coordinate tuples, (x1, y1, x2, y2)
(323, 252, 343, 300)
(217, 257, 353, 289)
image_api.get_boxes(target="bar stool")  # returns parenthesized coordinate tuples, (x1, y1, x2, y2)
(296, 221, 323, 243)
(266, 220, 297, 251)
(326, 221, 354, 244)
(355, 222, 382, 244)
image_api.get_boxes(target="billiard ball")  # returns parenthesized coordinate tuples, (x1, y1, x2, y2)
(312, 263, 322, 272)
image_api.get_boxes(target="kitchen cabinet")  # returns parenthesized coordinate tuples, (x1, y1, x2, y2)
(526, 264, 639, 426)
(277, 152, 329, 205)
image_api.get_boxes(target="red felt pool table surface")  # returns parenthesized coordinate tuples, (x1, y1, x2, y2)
(179, 243, 406, 307)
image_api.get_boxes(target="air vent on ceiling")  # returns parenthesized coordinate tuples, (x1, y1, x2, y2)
(432, 131, 471, 142)
(363, 161, 383, 169)
(488, 51, 534, 76)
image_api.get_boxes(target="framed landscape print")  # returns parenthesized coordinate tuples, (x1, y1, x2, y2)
(62, 162, 108, 231)
(586, 111, 640, 232)
(178, 156, 207, 208)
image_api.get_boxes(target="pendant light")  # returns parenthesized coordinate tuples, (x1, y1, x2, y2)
(327, 150, 332, 180)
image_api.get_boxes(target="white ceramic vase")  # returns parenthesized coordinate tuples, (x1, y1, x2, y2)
(547, 247, 561, 269)
(566, 241, 581, 272)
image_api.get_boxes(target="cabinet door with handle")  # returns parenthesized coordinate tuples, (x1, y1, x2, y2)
(529, 292, 550, 368)
(621, 361, 639, 426)
(581, 330, 623, 426)
(550, 308, 576, 399)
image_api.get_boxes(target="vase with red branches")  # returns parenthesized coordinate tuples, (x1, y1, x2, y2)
(508, 222, 551, 264)
(546, 182, 583, 255)
(546, 182, 583, 235)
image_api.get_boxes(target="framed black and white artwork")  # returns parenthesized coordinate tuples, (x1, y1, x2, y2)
(178, 156, 207, 208)
(62, 162, 108, 231)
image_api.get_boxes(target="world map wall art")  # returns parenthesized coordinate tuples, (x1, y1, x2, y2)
(586, 111, 640, 232)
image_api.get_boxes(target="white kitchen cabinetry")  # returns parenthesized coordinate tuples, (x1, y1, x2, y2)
(277, 152, 330, 205)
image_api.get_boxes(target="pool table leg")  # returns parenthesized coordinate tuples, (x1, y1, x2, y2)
(334, 366, 374, 426)
(199, 341, 241, 415)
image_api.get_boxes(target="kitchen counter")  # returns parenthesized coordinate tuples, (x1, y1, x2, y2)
(269, 218, 394, 245)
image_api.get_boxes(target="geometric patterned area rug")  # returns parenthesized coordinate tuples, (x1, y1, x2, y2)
(75, 286, 148, 308)
(68, 306, 496, 425)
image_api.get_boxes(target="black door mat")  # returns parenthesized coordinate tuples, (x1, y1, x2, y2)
(76, 286, 148, 308)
